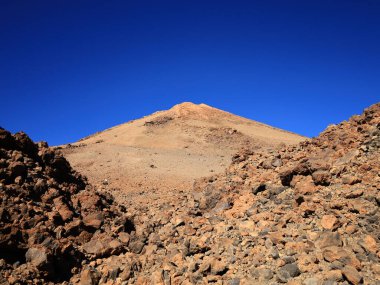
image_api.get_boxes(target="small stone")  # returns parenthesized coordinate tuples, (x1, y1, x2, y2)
(345, 189, 363, 199)
(330, 260, 344, 270)
(276, 270, 290, 283)
(79, 268, 100, 285)
(25, 247, 48, 269)
(372, 264, 380, 275)
(303, 278, 319, 285)
(129, 240, 145, 254)
(83, 212, 104, 229)
(271, 248, 280, 259)
(272, 158, 283, 167)
(269, 232, 284, 244)
(34, 178, 47, 194)
(261, 269, 274, 280)
(172, 217, 185, 228)
(83, 239, 113, 258)
(118, 232, 130, 244)
(199, 261, 211, 273)
(210, 258, 227, 275)
(282, 256, 296, 264)
(228, 278, 240, 285)
(342, 175, 361, 185)
(14, 176, 23, 185)
(317, 232, 342, 248)
(342, 265, 362, 285)
(325, 270, 343, 281)
(282, 263, 301, 277)
(312, 170, 331, 186)
(53, 197, 73, 222)
(362, 235, 378, 254)
(120, 267, 132, 281)
(346, 225, 357, 234)
(321, 215, 338, 230)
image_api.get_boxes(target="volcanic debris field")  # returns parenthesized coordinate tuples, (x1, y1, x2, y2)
(0, 103, 380, 285)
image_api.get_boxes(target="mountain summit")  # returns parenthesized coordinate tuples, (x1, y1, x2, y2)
(61, 102, 305, 195)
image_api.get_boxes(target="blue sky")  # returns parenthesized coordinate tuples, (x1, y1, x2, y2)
(1, 1, 379, 145)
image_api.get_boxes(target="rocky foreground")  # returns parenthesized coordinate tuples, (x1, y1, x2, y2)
(1, 103, 380, 285)
(0, 129, 134, 284)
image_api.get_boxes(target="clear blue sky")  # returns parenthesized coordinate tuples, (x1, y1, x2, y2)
(1, 1, 379, 145)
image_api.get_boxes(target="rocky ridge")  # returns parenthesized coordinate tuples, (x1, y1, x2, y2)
(186, 103, 380, 284)
(0, 128, 134, 284)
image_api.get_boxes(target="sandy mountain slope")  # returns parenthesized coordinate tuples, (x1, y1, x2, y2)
(61, 102, 305, 196)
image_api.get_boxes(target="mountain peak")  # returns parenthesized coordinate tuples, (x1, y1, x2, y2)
(168, 102, 222, 119)
(63, 102, 305, 204)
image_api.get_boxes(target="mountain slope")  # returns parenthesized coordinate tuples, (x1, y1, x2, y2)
(61, 102, 305, 195)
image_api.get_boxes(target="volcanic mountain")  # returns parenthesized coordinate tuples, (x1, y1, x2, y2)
(2, 103, 379, 284)
(61, 102, 305, 198)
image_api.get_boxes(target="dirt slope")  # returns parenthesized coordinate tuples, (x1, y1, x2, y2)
(61, 102, 305, 196)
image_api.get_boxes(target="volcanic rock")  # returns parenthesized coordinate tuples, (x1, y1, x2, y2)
(0, 128, 133, 283)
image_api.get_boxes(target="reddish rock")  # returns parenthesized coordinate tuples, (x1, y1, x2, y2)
(53, 197, 74, 222)
(312, 170, 331, 186)
(321, 215, 339, 230)
(82, 212, 104, 229)
(322, 246, 360, 269)
(342, 266, 362, 285)
(317, 232, 343, 248)
(362, 235, 378, 254)
(0, 129, 133, 283)
(78, 268, 100, 285)
(342, 175, 361, 185)
(25, 247, 49, 269)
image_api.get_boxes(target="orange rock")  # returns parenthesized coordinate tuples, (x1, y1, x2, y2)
(363, 235, 378, 254)
(321, 215, 338, 230)
(323, 246, 361, 269)
(342, 266, 362, 285)
(345, 224, 357, 234)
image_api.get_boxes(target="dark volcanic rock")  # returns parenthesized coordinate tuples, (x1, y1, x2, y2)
(0, 129, 133, 283)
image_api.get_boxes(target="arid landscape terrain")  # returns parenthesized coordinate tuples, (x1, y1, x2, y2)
(1, 102, 379, 285)
(60, 102, 304, 212)
(61, 102, 304, 194)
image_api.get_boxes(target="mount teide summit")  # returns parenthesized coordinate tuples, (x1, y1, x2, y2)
(61, 102, 305, 196)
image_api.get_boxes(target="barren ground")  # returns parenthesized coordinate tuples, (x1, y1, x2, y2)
(61, 103, 305, 202)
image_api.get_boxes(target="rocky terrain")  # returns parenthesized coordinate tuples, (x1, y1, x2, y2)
(90, 103, 379, 284)
(0, 128, 134, 284)
(1, 102, 379, 284)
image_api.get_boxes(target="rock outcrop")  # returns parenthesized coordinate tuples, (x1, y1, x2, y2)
(0, 128, 133, 284)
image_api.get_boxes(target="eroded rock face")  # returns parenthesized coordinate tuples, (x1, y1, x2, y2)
(0, 128, 133, 284)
